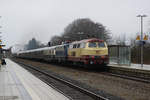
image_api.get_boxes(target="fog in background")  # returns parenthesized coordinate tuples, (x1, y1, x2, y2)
(0, 0, 150, 48)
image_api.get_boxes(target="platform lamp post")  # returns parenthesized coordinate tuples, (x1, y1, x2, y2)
(137, 14, 147, 67)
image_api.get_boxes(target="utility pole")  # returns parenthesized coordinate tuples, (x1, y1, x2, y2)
(137, 15, 147, 67)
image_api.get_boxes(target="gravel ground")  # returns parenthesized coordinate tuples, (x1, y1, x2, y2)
(13, 58, 150, 100)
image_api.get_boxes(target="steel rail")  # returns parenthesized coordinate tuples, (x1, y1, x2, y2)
(102, 72, 150, 84)
(15, 61, 109, 100)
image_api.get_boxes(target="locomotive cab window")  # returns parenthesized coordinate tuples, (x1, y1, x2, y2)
(69, 44, 73, 49)
(77, 44, 80, 48)
(80, 42, 86, 48)
(73, 44, 77, 48)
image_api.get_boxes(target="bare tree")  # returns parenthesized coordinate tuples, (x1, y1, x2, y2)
(62, 18, 111, 41)
(50, 18, 111, 46)
(50, 35, 62, 46)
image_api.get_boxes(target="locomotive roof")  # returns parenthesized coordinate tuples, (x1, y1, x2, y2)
(71, 38, 104, 44)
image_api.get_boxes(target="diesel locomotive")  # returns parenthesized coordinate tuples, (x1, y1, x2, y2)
(16, 38, 109, 67)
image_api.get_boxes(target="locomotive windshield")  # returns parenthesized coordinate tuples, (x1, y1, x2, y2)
(88, 42, 97, 47)
(88, 42, 105, 48)
(98, 42, 105, 47)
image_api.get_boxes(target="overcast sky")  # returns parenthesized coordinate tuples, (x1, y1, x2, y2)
(0, 0, 150, 48)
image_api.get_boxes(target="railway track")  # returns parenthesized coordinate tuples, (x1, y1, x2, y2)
(14, 60, 110, 100)
(11, 58, 150, 100)
(60, 64, 150, 84)
(51, 63, 150, 84)
(101, 72, 150, 84)
(14, 58, 150, 84)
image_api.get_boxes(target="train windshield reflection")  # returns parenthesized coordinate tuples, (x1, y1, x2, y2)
(88, 42, 97, 47)
(98, 42, 105, 47)
(88, 42, 105, 48)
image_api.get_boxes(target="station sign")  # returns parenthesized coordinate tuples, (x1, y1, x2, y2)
(136, 35, 148, 41)
(136, 35, 140, 40)
(136, 35, 148, 46)
(144, 35, 148, 40)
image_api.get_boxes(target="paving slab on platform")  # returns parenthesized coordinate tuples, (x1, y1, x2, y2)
(0, 59, 70, 100)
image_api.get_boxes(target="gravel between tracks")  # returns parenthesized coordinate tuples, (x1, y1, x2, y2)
(13, 58, 150, 100)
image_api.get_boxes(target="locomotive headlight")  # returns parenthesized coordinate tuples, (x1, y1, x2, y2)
(101, 55, 106, 59)
(101, 55, 108, 59)
(91, 56, 95, 59)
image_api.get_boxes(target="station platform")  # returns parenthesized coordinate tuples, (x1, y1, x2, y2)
(109, 63, 150, 72)
(0, 59, 70, 100)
